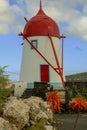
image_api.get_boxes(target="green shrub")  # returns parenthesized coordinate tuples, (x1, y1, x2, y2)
(25, 118, 46, 130)
(0, 87, 11, 99)
(0, 66, 11, 114)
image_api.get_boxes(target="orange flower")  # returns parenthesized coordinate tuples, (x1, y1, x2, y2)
(69, 98, 87, 112)
(46, 92, 62, 112)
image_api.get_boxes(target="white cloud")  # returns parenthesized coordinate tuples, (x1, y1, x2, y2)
(65, 16, 87, 40)
(0, 0, 25, 34)
(0, 0, 13, 33)
(0, 24, 9, 34)
(0, 0, 87, 41)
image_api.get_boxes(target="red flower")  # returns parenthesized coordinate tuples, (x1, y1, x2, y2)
(46, 92, 62, 112)
(69, 98, 87, 112)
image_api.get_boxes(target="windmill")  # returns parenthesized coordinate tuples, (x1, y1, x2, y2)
(19, 0, 66, 88)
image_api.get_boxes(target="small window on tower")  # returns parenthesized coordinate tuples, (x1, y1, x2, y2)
(31, 40, 38, 49)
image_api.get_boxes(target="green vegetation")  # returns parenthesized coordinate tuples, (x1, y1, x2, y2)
(0, 66, 9, 87)
(65, 72, 87, 100)
(66, 84, 87, 101)
(0, 66, 11, 97)
(66, 72, 87, 82)
(0, 66, 11, 115)
(25, 118, 46, 130)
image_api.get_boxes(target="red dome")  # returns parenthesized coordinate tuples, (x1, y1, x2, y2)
(23, 4, 60, 38)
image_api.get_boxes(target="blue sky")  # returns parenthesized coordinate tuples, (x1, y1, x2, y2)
(0, 0, 87, 81)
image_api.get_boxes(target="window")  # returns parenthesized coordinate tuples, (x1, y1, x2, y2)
(31, 40, 38, 49)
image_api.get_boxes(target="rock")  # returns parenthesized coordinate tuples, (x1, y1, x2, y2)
(0, 117, 18, 130)
(0, 117, 9, 130)
(44, 125, 55, 130)
(2, 96, 53, 129)
(23, 96, 45, 124)
(9, 124, 18, 130)
(36, 111, 48, 121)
(3, 97, 30, 130)
(23, 96, 44, 106)
(29, 103, 41, 124)
(23, 96, 52, 125)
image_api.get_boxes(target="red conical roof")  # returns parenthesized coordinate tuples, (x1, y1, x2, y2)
(23, 1, 60, 38)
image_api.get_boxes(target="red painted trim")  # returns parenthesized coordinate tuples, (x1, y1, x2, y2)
(40, 65, 49, 82)
(48, 34, 65, 87)
(59, 35, 66, 39)
(62, 34, 64, 74)
(40, 0, 42, 9)
(21, 42, 24, 46)
(24, 17, 28, 22)
(61, 34, 66, 75)
(48, 34, 61, 71)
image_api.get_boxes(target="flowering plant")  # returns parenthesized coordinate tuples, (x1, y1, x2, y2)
(69, 98, 87, 130)
(46, 92, 62, 112)
(46, 92, 62, 130)
(69, 98, 87, 112)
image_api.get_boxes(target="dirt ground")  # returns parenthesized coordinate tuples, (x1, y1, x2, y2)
(55, 114, 87, 130)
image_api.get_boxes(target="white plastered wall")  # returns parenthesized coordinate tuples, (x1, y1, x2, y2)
(19, 36, 65, 83)
(14, 82, 27, 97)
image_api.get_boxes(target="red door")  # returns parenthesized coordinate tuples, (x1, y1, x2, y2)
(40, 65, 49, 82)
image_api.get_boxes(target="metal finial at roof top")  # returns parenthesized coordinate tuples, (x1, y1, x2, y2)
(40, 0, 42, 9)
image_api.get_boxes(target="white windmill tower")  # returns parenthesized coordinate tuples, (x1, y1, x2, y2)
(19, 0, 66, 88)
